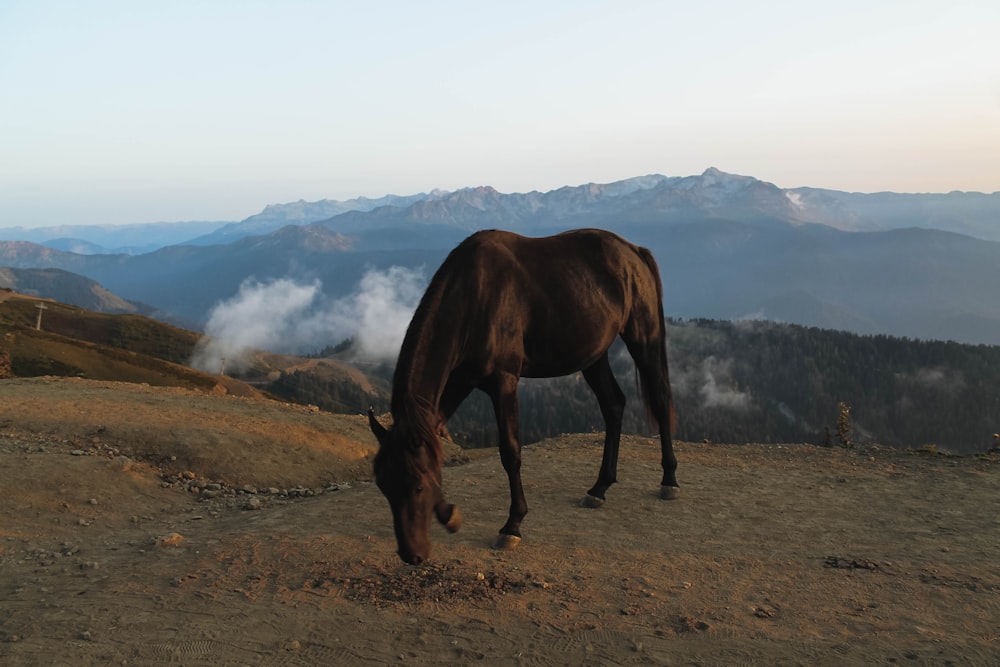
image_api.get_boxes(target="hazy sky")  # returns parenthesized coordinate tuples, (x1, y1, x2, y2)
(2, 1, 998, 227)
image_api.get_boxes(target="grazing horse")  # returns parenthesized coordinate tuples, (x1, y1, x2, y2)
(368, 228, 678, 565)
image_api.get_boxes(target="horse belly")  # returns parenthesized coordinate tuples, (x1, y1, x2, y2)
(519, 323, 619, 379)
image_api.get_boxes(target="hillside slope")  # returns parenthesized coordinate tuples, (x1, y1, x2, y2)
(0, 291, 259, 396)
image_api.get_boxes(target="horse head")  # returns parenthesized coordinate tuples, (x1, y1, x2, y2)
(368, 409, 462, 564)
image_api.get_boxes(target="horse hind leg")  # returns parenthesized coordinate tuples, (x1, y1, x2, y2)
(581, 353, 626, 506)
(625, 339, 680, 500)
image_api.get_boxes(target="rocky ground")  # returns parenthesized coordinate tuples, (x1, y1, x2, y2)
(1, 377, 998, 665)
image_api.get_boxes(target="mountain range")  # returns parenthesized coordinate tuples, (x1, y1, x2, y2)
(2, 168, 999, 345)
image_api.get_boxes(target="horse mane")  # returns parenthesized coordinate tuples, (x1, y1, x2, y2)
(388, 238, 477, 471)
(392, 395, 444, 472)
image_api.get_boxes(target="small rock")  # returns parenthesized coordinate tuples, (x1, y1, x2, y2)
(284, 640, 301, 651)
(157, 533, 185, 547)
(70, 450, 85, 456)
(112, 455, 134, 471)
(244, 497, 262, 511)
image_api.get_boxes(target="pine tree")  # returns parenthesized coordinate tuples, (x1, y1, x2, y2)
(837, 402, 853, 448)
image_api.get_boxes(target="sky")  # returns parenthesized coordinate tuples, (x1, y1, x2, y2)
(2, 0, 998, 228)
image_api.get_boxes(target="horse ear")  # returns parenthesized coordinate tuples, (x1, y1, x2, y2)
(367, 407, 388, 444)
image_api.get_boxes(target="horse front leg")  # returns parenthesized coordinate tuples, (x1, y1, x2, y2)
(580, 354, 625, 507)
(488, 373, 527, 549)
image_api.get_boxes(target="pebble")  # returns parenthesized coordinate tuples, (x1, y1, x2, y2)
(156, 471, 357, 510)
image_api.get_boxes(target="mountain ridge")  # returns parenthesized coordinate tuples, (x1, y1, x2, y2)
(3, 168, 1000, 344)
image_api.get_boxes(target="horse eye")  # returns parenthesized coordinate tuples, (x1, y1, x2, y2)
(415, 484, 424, 495)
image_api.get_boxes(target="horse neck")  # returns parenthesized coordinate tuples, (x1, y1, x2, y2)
(390, 291, 463, 439)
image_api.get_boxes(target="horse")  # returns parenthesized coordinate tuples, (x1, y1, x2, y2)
(367, 228, 678, 565)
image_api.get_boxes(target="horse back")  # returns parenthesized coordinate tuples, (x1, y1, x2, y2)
(446, 229, 664, 377)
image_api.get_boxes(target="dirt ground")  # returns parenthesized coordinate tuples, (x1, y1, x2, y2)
(1, 377, 998, 666)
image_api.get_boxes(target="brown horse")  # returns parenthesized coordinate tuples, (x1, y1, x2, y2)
(368, 228, 678, 565)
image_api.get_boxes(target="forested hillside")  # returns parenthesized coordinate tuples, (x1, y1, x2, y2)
(656, 319, 1000, 454)
(279, 320, 999, 455)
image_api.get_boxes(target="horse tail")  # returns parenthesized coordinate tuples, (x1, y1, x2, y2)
(635, 246, 678, 436)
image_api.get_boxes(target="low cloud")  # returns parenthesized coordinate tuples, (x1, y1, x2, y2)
(672, 355, 751, 412)
(346, 267, 427, 360)
(901, 366, 966, 393)
(189, 267, 426, 373)
(698, 356, 751, 410)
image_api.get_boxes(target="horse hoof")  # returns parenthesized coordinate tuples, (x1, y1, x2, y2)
(445, 506, 463, 533)
(494, 534, 522, 551)
(660, 485, 680, 500)
(580, 494, 605, 508)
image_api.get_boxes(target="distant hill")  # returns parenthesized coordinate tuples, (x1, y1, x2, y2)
(0, 220, 227, 254)
(786, 187, 1000, 240)
(0, 267, 147, 315)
